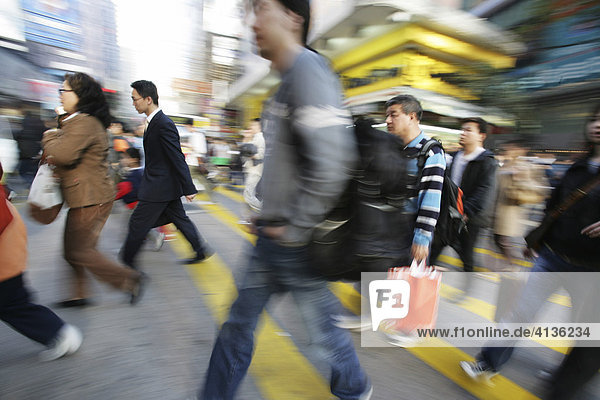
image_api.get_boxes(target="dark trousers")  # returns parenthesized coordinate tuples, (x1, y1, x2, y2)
(430, 222, 482, 272)
(121, 199, 204, 268)
(547, 347, 600, 400)
(493, 234, 521, 266)
(0, 274, 64, 346)
(18, 158, 38, 185)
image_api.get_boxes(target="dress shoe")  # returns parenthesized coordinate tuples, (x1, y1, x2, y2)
(130, 272, 148, 305)
(180, 247, 214, 264)
(54, 298, 91, 308)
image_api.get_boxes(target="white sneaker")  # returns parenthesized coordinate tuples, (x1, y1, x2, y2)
(332, 315, 371, 331)
(153, 232, 165, 252)
(460, 360, 498, 381)
(39, 324, 82, 361)
(359, 385, 373, 400)
(384, 331, 419, 347)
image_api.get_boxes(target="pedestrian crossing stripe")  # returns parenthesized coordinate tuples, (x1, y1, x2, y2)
(215, 186, 537, 269)
(213, 186, 245, 203)
(170, 234, 333, 400)
(436, 255, 572, 309)
(185, 189, 542, 400)
(207, 188, 572, 312)
(474, 247, 533, 268)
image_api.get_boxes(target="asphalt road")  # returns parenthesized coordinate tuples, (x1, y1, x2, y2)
(1, 187, 598, 400)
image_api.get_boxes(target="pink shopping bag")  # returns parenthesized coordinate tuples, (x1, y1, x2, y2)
(387, 260, 442, 335)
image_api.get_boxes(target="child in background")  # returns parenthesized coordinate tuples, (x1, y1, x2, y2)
(116, 148, 165, 251)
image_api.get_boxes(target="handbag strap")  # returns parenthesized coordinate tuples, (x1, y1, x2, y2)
(548, 174, 600, 219)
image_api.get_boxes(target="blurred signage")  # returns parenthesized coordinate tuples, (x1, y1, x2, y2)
(516, 51, 600, 90)
(169, 115, 194, 126)
(22, 0, 81, 51)
(0, 0, 26, 43)
(342, 68, 402, 90)
(204, 0, 243, 37)
(172, 78, 212, 95)
(542, 0, 600, 61)
(25, 79, 60, 107)
(513, 1, 600, 92)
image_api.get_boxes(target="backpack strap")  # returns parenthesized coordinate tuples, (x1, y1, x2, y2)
(414, 138, 443, 189)
(416, 138, 443, 169)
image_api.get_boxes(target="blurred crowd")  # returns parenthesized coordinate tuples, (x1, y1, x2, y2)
(1, 0, 599, 399)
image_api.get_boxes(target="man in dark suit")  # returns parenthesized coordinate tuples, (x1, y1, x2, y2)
(120, 80, 210, 269)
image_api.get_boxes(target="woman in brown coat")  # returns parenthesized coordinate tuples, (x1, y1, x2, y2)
(42, 73, 144, 306)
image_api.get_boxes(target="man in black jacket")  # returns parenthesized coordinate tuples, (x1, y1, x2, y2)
(430, 117, 497, 294)
(16, 111, 45, 185)
(120, 80, 211, 269)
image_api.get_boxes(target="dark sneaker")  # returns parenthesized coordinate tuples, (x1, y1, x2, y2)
(180, 246, 214, 264)
(130, 272, 148, 305)
(54, 298, 91, 308)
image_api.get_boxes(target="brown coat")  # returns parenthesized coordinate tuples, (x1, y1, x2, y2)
(0, 201, 27, 282)
(494, 159, 548, 237)
(42, 113, 114, 208)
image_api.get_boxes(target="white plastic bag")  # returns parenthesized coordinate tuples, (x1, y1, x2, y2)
(27, 164, 63, 209)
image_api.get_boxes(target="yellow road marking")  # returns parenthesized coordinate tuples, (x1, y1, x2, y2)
(201, 191, 572, 345)
(331, 283, 540, 398)
(474, 247, 533, 268)
(190, 194, 540, 400)
(439, 284, 570, 353)
(214, 186, 535, 269)
(170, 233, 332, 400)
(213, 186, 246, 203)
(408, 343, 540, 400)
(195, 192, 256, 244)
(438, 256, 572, 309)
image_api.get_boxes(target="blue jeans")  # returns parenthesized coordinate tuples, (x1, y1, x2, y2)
(481, 247, 595, 371)
(201, 236, 369, 400)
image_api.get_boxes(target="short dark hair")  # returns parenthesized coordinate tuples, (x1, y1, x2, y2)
(461, 117, 488, 134)
(274, 0, 311, 45)
(65, 72, 112, 128)
(385, 95, 423, 121)
(125, 147, 141, 161)
(583, 103, 600, 155)
(130, 80, 159, 106)
(504, 138, 527, 147)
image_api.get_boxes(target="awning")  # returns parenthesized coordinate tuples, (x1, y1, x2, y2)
(344, 86, 514, 126)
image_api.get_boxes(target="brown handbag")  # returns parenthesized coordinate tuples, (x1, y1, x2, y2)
(525, 174, 600, 251)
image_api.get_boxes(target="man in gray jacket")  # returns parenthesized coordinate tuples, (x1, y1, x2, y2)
(199, 0, 371, 399)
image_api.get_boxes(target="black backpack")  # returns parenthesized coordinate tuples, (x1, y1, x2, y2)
(310, 120, 465, 280)
(415, 139, 466, 247)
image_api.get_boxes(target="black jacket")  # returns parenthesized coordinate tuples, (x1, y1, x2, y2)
(138, 111, 196, 202)
(16, 114, 44, 159)
(544, 158, 600, 269)
(449, 149, 497, 227)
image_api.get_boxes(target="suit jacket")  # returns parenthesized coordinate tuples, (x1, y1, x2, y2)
(139, 110, 196, 202)
(42, 113, 115, 208)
